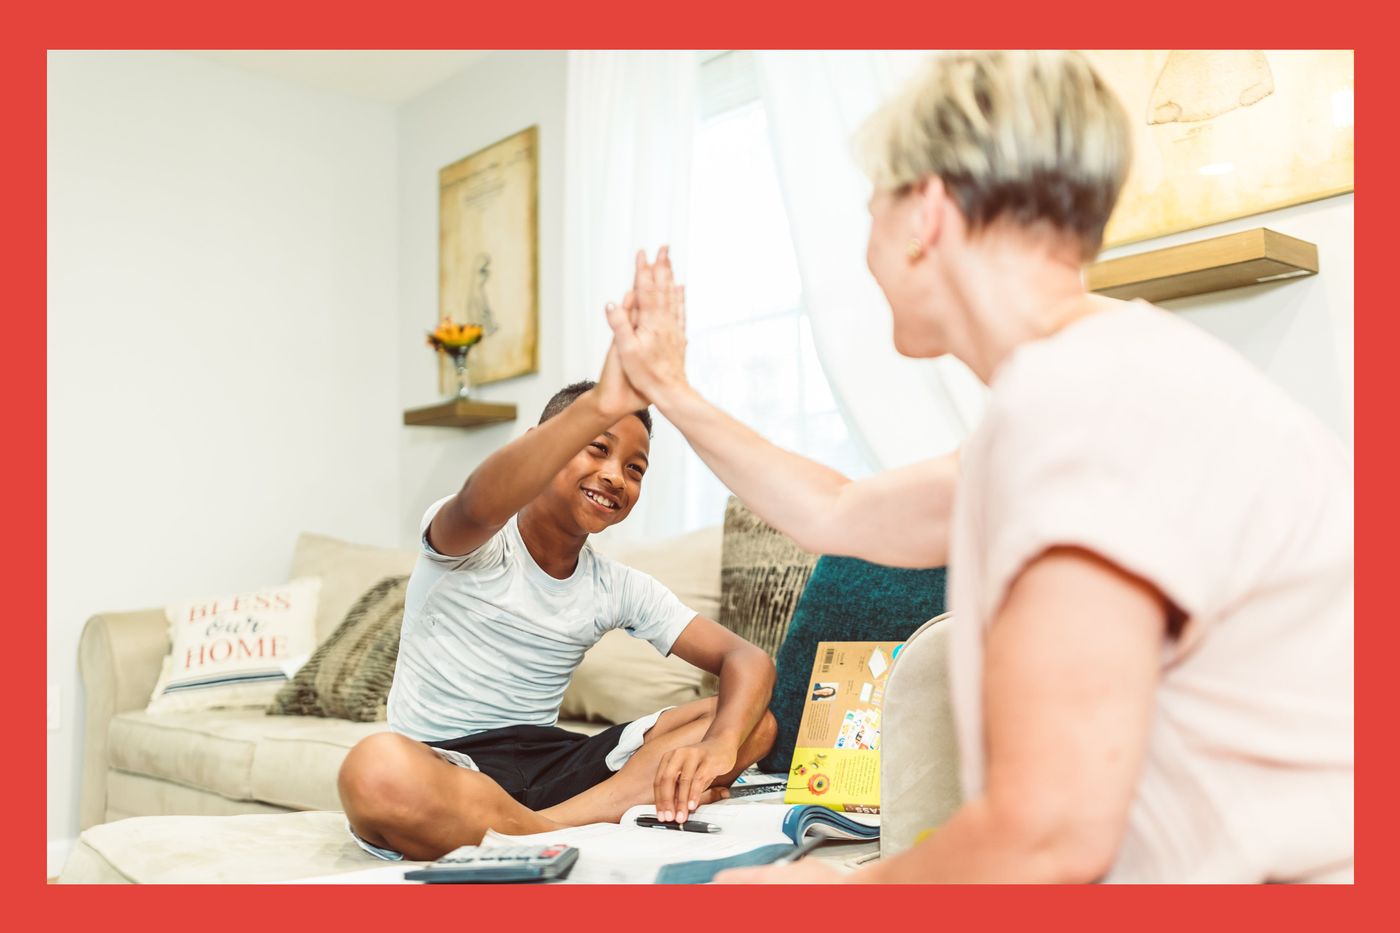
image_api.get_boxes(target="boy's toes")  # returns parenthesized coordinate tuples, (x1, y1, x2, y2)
(699, 786, 731, 804)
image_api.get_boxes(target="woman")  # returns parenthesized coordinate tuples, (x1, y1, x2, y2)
(604, 50, 1353, 883)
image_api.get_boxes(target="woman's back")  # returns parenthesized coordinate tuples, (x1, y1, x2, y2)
(949, 300, 1353, 882)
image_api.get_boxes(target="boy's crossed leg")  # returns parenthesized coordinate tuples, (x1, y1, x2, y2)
(541, 696, 776, 827)
(339, 733, 553, 861)
(339, 695, 777, 861)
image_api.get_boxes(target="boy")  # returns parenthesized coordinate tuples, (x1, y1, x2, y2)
(338, 350, 777, 861)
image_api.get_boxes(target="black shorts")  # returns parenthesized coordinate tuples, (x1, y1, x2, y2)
(426, 722, 634, 810)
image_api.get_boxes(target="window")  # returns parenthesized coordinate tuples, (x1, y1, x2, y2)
(680, 52, 871, 530)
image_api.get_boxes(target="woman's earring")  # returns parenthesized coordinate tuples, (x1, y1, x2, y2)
(907, 238, 923, 261)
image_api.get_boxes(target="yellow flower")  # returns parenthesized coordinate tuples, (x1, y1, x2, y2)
(427, 319, 484, 349)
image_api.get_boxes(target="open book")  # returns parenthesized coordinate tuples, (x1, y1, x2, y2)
(782, 804, 880, 842)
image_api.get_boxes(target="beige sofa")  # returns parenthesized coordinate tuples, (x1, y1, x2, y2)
(78, 526, 726, 830)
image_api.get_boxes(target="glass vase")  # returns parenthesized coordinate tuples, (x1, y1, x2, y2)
(448, 346, 472, 400)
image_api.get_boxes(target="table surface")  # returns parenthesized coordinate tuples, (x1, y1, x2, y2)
(290, 796, 881, 884)
(287, 837, 880, 884)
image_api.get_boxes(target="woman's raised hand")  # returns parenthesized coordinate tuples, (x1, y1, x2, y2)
(603, 246, 690, 407)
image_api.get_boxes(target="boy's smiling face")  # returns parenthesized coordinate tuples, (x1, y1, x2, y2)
(543, 413, 650, 535)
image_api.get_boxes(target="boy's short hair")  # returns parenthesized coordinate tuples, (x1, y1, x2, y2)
(539, 380, 653, 437)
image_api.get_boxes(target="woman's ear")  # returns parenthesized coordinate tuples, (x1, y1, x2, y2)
(910, 177, 947, 252)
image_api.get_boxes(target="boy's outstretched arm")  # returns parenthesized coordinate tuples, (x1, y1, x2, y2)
(659, 618, 777, 823)
(428, 343, 647, 557)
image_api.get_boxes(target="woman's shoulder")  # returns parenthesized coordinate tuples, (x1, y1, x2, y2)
(975, 301, 1352, 503)
(1000, 301, 1212, 386)
(990, 301, 1313, 438)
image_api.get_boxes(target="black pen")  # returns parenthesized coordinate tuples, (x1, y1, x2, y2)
(635, 815, 722, 834)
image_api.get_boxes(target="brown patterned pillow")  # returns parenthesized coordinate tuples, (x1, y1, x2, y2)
(268, 575, 408, 722)
(717, 496, 821, 658)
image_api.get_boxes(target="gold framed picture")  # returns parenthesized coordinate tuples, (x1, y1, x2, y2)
(1089, 50, 1354, 248)
(438, 126, 539, 388)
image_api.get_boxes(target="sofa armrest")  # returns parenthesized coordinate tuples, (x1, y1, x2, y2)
(78, 608, 168, 829)
(880, 612, 962, 859)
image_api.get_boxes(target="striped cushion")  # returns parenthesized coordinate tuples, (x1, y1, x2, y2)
(717, 497, 820, 658)
(268, 576, 408, 722)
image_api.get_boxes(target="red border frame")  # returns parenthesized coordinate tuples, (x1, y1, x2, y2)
(16, 2, 1386, 927)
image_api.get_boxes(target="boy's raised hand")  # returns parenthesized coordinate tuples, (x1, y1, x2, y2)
(595, 319, 649, 418)
(604, 247, 689, 406)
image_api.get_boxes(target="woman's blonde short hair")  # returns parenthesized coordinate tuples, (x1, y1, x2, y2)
(856, 50, 1132, 258)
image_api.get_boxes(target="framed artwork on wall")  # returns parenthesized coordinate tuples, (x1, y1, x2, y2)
(438, 125, 539, 389)
(1089, 50, 1354, 248)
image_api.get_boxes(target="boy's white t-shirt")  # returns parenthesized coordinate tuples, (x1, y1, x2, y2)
(948, 301, 1353, 883)
(387, 498, 697, 742)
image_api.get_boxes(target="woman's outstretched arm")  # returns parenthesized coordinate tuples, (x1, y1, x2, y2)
(605, 248, 957, 567)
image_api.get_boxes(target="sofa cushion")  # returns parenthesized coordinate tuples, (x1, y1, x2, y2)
(108, 709, 392, 809)
(594, 524, 723, 622)
(558, 629, 709, 725)
(107, 709, 612, 814)
(717, 497, 819, 658)
(289, 532, 418, 642)
(270, 576, 409, 722)
(758, 556, 948, 774)
(106, 770, 294, 823)
(561, 525, 721, 722)
(62, 810, 420, 884)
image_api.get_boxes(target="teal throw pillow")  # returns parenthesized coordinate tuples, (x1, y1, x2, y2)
(757, 556, 947, 774)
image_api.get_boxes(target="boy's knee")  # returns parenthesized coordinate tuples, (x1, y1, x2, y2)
(338, 733, 420, 824)
(751, 709, 778, 755)
(759, 707, 777, 736)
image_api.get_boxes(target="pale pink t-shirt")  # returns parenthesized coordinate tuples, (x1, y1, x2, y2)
(948, 301, 1353, 883)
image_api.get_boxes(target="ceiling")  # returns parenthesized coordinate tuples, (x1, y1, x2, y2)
(184, 50, 495, 105)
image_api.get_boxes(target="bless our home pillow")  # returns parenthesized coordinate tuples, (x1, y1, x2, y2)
(147, 577, 321, 713)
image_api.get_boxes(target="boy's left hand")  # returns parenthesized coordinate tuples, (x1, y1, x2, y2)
(653, 738, 737, 822)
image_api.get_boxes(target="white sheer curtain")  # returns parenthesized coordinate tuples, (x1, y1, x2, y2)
(562, 50, 698, 547)
(754, 50, 989, 469)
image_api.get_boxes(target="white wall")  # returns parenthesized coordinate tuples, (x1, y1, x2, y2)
(47, 51, 401, 846)
(396, 51, 569, 547)
(1098, 193, 1353, 448)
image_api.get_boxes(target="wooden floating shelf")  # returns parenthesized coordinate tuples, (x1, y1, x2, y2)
(403, 399, 518, 428)
(1086, 227, 1318, 303)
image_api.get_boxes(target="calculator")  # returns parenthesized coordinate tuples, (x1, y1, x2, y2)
(403, 844, 580, 884)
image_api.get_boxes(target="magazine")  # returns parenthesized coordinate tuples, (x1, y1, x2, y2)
(784, 640, 904, 813)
